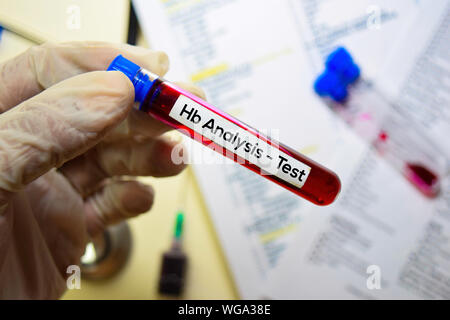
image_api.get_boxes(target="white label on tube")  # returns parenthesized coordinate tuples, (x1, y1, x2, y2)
(169, 95, 311, 189)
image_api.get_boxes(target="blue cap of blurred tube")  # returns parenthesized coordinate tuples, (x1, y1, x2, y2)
(314, 47, 360, 102)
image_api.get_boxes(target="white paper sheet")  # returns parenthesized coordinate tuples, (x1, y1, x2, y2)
(133, 0, 446, 298)
(267, 0, 450, 299)
(134, 0, 347, 299)
(287, 0, 427, 78)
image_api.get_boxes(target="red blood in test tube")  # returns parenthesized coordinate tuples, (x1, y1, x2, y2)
(378, 131, 388, 142)
(404, 163, 440, 198)
(140, 80, 341, 206)
(108, 55, 341, 206)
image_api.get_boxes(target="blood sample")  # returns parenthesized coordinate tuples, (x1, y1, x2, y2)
(108, 55, 341, 206)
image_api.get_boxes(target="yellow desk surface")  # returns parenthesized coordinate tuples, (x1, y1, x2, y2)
(64, 169, 238, 300)
(0, 4, 239, 299)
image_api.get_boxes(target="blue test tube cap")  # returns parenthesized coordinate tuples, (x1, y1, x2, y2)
(313, 47, 360, 102)
(314, 71, 348, 102)
(326, 47, 352, 71)
(107, 55, 154, 103)
(108, 55, 140, 81)
(329, 81, 348, 102)
(326, 47, 360, 85)
(314, 70, 337, 96)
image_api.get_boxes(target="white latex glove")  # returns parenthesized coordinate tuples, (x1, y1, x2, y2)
(0, 42, 205, 299)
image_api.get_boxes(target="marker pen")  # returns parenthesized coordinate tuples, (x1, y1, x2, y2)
(108, 55, 340, 206)
(159, 211, 187, 296)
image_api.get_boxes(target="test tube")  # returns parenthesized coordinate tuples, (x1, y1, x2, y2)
(108, 55, 341, 206)
(314, 47, 446, 197)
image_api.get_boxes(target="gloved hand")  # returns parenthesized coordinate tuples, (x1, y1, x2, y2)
(0, 42, 205, 299)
